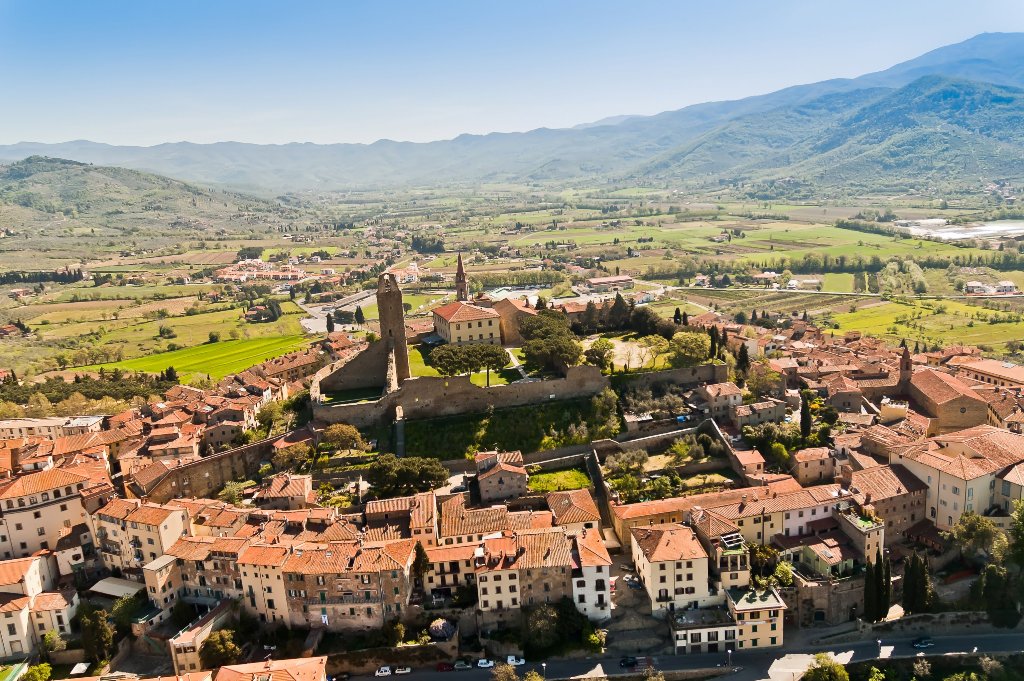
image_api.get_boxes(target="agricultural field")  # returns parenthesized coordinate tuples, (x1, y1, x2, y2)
(84, 335, 311, 380)
(822, 273, 855, 293)
(666, 289, 874, 320)
(831, 298, 1024, 350)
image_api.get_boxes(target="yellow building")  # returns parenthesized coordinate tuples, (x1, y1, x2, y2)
(726, 587, 786, 650)
(432, 301, 501, 346)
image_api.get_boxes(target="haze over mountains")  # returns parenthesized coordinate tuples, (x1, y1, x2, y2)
(2, 32, 1024, 194)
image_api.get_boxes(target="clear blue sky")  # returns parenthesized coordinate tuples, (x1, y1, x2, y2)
(1, 0, 1023, 145)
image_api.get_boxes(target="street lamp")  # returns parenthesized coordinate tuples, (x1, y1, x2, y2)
(542, 663, 547, 680)
(877, 639, 882, 657)
(727, 648, 732, 668)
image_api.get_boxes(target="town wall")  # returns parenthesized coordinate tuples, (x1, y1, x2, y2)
(313, 364, 609, 428)
(612, 363, 728, 391)
(316, 342, 391, 394)
(132, 435, 285, 503)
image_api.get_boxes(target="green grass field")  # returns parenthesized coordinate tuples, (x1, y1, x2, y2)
(527, 468, 592, 493)
(84, 335, 310, 379)
(832, 298, 1024, 350)
(822, 273, 855, 293)
(408, 344, 518, 386)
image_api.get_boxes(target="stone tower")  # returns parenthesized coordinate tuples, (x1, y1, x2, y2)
(455, 252, 469, 302)
(376, 273, 411, 383)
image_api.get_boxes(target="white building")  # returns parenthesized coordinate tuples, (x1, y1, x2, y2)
(572, 529, 612, 623)
(630, 524, 714, 617)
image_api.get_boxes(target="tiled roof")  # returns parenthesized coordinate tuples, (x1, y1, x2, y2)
(31, 590, 75, 611)
(848, 465, 927, 503)
(256, 473, 313, 499)
(96, 498, 139, 521)
(0, 468, 89, 499)
(166, 536, 248, 561)
(700, 382, 742, 399)
(440, 496, 509, 538)
(0, 556, 38, 586)
(547, 489, 600, 526)
(631, 524, 707, 563)
(573, 529, 612, 567)
(911, 369, 982, 405)
(126, 503, 181, 527)
(215, 656, 327, 681)
(793, 447, 830, 463)
(612, 477, 801, 521)
(237, 544, 291, 567)
(432, 301, 499, 323)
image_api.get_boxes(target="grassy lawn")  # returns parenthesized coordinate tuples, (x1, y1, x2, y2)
(408, 344, 519, 386)
(527, 467, 592, 493)
(84, 335, 310, 379)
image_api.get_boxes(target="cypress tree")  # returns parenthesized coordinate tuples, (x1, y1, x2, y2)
(880, 548, 888, 622)
(880, 551, 892, 620)
(800, 395, 812, 442)
(864, 559, 877, 622)
(902, 555, 917, 613)
(737, 344, 750, 374)
(708, 327, 718, 358)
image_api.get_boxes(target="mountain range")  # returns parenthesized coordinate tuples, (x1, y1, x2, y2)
(2, 32, 1024, 193)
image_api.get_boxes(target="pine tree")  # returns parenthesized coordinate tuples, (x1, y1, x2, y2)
(864, 559, 877, 622)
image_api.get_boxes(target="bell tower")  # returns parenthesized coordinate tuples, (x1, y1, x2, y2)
(455, 252, 469, 302)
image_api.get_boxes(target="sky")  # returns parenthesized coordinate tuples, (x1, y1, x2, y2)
(1, 0, 1023, 146)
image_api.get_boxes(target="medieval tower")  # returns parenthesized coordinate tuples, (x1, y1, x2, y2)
(455, 252, 469, 302)
(377, 273, 411, 383)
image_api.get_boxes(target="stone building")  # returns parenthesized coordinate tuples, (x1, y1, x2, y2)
(475, 450, 528, 503)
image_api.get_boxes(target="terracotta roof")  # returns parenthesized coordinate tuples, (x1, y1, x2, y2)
(631, 524, 707, 563)
(215, 656, 327, 681)
(612, 477, 801, 521)
(700, 382, 742, 399)
(96, 498, 139, 521)
(439, 496, 510, 538)
(574, 529, 612, 567)
(478, 460, 527, 481)
(166, 536, 248, 561)
(911, 369, 982, 405)
(900, 425, 1024, 480)
(547, 489, 600, 526)
(0, 556, 38, 586)
(793, 447, 830, 463)
(426, 544, 478, 564)
(255, 473, 313, 499)
(126, 503, 182, 527)
(237, 544, 291, 567)
(0, 468, 90, 499)
(848, 465, 927, 503)
(31, 590, 75, 611)
(432, 301, 500, 323)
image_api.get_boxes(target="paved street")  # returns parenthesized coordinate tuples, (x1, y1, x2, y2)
(355, 632, 1024, 681)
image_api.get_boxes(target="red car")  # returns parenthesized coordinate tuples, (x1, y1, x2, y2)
(436, 663, 455, 672)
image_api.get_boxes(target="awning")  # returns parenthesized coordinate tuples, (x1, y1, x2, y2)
(89, 576, 145, 599)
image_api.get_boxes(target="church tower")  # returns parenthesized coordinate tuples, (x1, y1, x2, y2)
(376, 273, 411, 383)
(455, 252, 469, 302)
(899, 344, 913, 388)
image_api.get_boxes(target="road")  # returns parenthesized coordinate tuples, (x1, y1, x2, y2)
(363, 632, 1024, 681)
(299, 290, 376, 333)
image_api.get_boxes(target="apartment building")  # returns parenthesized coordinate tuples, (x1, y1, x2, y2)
(0, 468, 93, 559)
(572, 528, 612, 622)
(92, 498, 188, 574)
(891, 425, 1024, 530)
(167, 536, 248, 606)
(0, 555, 77, 658)
(726, 587, 786, 651)
(547, 489, 601, 534)
(476, 530, 573, 627)
(630, 524, 714, 617)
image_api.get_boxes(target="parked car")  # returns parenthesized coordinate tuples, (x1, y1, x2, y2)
(507, 657, 525, 666)
(620, 657, 638, 668)
(375, 668, 392, 677)
(453, 662, 473, 671)
(912, 637, 934, 649)
(436, 663, 455, 672)
(395, 668, 412, 675)
(477, 659, 495, 669)
(623, 574, 643, 590)
(451, 484, 467, 493)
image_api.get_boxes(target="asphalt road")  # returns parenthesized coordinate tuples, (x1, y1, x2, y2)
(360, 632, 1024, 681)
